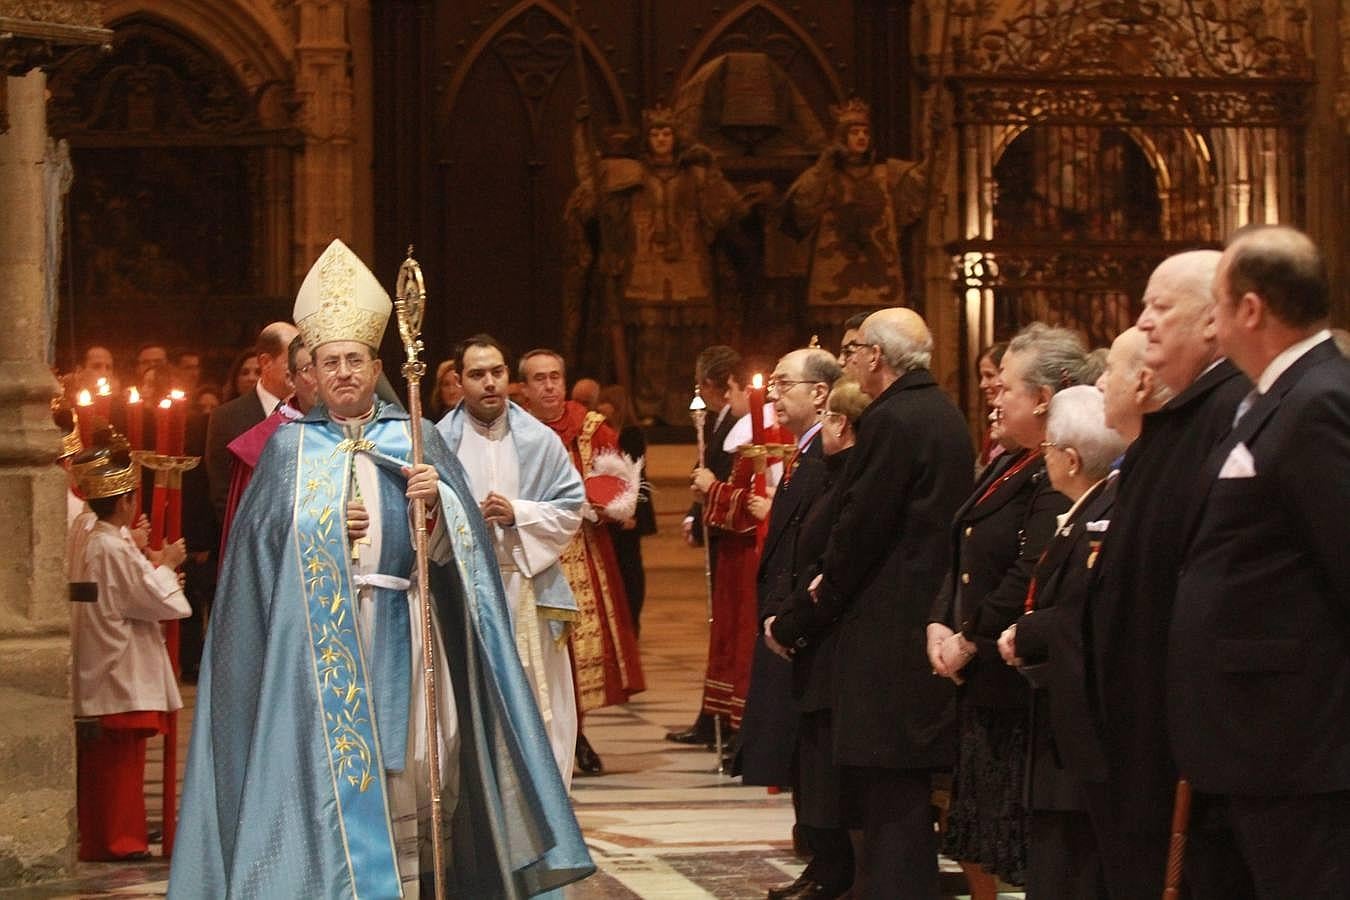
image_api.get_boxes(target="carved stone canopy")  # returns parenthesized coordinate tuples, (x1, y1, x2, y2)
(0, 0, 110, 132)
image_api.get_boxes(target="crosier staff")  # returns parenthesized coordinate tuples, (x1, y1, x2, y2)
(392, 246, 448, 900)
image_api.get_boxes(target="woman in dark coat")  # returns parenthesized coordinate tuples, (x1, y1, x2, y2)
(761, 378, 872, 900)
(927, 323, 1092, 896)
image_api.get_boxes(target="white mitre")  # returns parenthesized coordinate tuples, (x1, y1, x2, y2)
(293, 238, 391, 351)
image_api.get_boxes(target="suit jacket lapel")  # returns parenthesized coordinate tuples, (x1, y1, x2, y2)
(1182, 341, 1337, 548)
(760, 439, 821, 565)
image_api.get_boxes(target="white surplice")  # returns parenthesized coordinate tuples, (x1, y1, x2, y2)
(69, 520, 191, 718)
(456, 411, 581, 787)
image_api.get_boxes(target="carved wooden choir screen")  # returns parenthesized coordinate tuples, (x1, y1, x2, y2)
(942, 0, 1313, 418)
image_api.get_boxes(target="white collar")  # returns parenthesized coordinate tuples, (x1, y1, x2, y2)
(467, 410, 509, 440)
(256, 380, 283, 415)
(1257, 329, 1331, 394)
(798, 421, 823, 449)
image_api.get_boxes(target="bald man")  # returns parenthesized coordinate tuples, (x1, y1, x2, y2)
(1083, 252, 1251, 900)
(570, 377, 601, 410)
(772, 308, 973, 897)
(1096, 326, 1169, 445)
(204, 321, 299, 520)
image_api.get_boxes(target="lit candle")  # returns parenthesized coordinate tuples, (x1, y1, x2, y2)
(155, 397, 172, 454)
(125, 387, 144, 450)
(93, 378, 113, 425)
(169, 389, 187, 455)
(749, 373, 766, 447)
(75, 389, 94, 448)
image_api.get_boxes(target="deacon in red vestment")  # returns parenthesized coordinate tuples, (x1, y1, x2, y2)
(694, 392, 792, 730)
(522, 350, 645, 775)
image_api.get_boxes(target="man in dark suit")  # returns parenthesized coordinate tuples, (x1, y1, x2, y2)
(770, 308, 973, 899)
(204, 321, 299, 523)
(1084, 250, 1250, 899)
(738, 347, 842, 898)
(1169, 225, 1350, 897)
(669, 344, 742, 746)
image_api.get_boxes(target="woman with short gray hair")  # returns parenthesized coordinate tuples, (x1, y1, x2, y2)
(927, 322, 1089, 894)
(994, 384, 1126, 897)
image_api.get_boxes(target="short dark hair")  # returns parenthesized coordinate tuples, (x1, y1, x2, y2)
(518, 348, 565, 382)
(1224, 225, 1328, 328)
(455, 333, 512, 376)
(695, 345, 740, 390)
(978, 341, 1008, 371)
(88, 495, 123, 520)
(287, 334, 308, 374)
(843, 311, 874, 332)
(135, 343, 167, 360)
(171, 347, 199, 365)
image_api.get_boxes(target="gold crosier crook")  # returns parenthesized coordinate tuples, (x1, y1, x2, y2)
(392, 246, 448, 900)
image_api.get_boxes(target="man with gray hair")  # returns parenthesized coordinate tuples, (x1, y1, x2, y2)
(771, 308, 972, 897)
(1084, 251, 1250, 899)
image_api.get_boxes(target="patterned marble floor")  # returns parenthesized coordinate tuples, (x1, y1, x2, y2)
(8, 446, 1020, 899)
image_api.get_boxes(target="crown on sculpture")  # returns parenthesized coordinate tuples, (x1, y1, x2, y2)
(293, 239, 391, 352)
(830, 97, 871, 129)
(641, 102, 677, 132)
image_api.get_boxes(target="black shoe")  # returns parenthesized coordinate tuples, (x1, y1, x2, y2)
(665, 712, 716, 746)
(768, 874, 844, 900)
(575, 733, 604, 775)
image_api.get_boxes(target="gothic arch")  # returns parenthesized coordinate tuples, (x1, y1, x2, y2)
(441, 0, 629, 129)
(103, 0, 293, 114)
(676, 0, 844, 101)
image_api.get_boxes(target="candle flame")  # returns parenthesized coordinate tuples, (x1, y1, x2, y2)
(752, 373, 763, 389)
(169, 389, 186, 401)
(96, 378, 111, 396)
(76, 389, 92, 406)
(127, 387, 141, 404)
(159, 398, 173, 410)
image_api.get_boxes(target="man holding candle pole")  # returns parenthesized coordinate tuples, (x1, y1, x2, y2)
(691, 356, 792, 768)
(170, 239, 592, 899)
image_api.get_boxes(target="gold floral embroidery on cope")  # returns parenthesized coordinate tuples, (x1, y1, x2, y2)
(298, 452, 377, 793)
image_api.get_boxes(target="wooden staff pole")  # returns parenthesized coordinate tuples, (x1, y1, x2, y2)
(393, 248, 447, 900)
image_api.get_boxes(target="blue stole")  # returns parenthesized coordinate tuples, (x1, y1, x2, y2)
(292, 416, 415, 900)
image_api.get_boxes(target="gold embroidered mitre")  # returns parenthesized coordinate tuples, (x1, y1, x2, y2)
(830, 97, 871, 129)
(293, 238, 391, 351)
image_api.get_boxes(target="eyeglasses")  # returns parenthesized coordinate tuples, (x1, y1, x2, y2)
(765, 377, 814, 395)
(821, 410, 846, 423)
(838, 341, 866, 360)
(292, 362, 315, 377)
(317, 354, 371, 376)
(1039, 440, 1062, 452)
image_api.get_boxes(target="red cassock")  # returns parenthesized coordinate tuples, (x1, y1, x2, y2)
(544, 401, 646, 712)
(77, 710, 168, 860)
(701, 424, 793, 728)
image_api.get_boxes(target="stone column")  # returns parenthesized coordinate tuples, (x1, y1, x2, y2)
(293, 0, 356, 279)
(0, 69, 75, 887)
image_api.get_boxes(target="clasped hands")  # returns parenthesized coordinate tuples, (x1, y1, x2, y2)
(926, 623, 977, 683)
(346, 463, 442, 543)
(690, 467, 771, 522)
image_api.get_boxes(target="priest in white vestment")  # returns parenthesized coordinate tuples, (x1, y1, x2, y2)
(437, 334, 585, 786)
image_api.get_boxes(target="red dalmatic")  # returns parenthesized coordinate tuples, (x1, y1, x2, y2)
(544, 401, 646, 712)
(700, 423, 793, 727)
